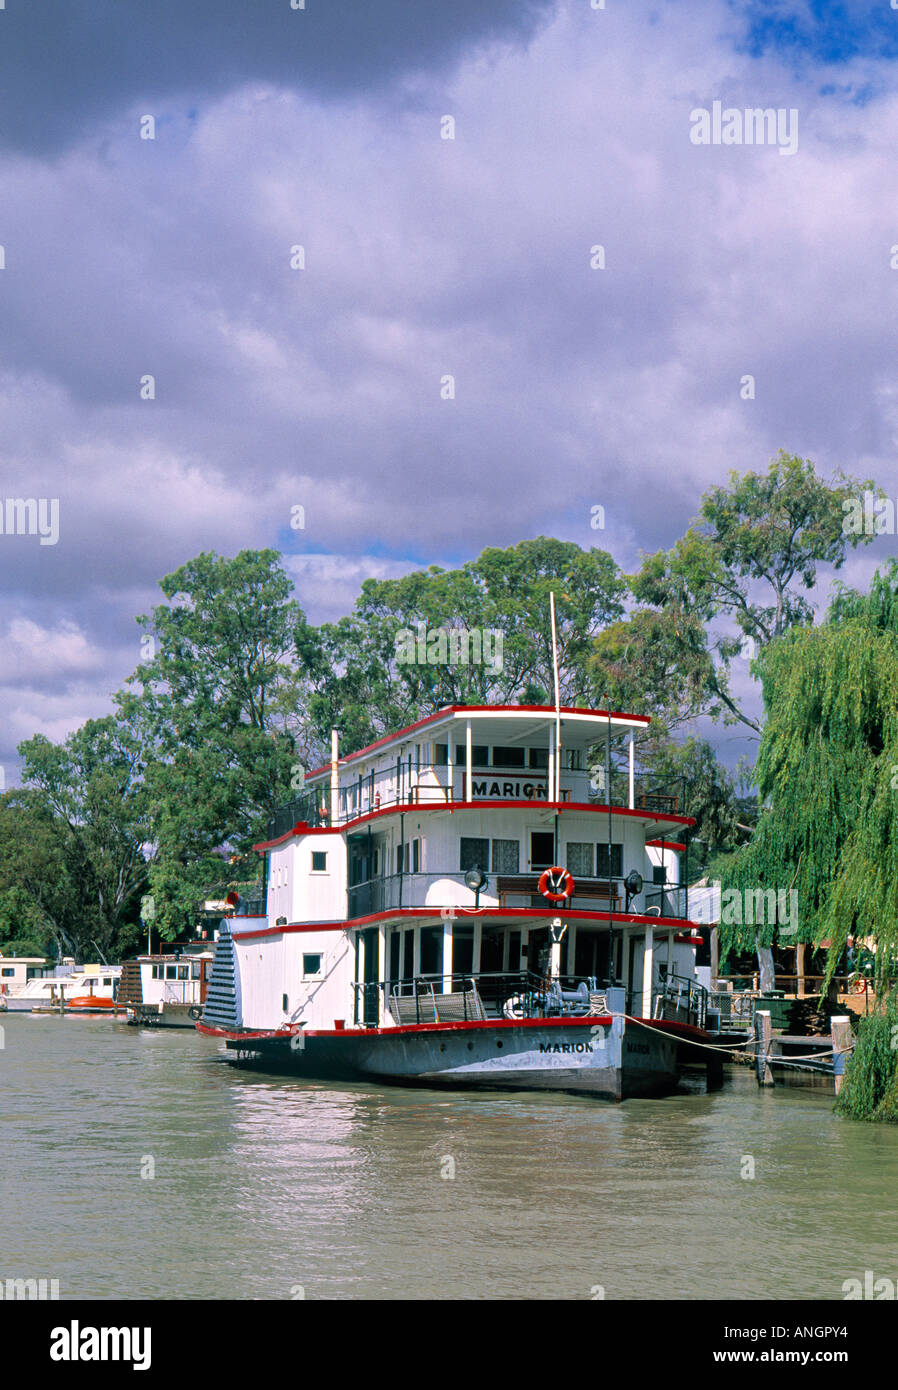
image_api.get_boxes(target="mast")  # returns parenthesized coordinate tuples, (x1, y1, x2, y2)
(549, 591, 562, 802)
(606, 700, 614, 988)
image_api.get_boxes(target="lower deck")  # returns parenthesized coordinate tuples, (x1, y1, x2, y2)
(213, 1011, 711, 1102)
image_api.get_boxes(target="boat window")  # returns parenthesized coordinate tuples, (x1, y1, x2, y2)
(491, 746, 525, 768)
(459, 837, 489, 871)
(311, 851, 327, 872)
(529, 831, 555, 870)
(528, 747, 549, 769)
(165, 965, 177, 979)
(152, 965, 164, 980)
(302, 953, 323, 977)
(652, 865, 666, 885)
(177, 966, 189, 980)
(491, 839, 519, 874)
(564, 749, 582, 770)
(103, 977, 112, 986)
(596, 843, 623, 878)
(567, 843, 593, 877)
(455, 744, 488, 766)
(0, 968, 13, 977)
(434, 743, 448, 766)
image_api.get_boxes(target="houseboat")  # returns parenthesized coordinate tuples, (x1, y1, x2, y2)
(0, 955, 50, 1005)
(118, 950, 214, 1027)
(198, 705, 714, 1100)
(20, 965, 123, 1013)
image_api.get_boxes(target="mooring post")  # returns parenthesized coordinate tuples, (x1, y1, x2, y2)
(831, 1015, 851, 1095)
(754, 1010, 774, 1087)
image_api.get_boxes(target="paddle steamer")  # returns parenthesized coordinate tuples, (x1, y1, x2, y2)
(198, 705, 714, 1099)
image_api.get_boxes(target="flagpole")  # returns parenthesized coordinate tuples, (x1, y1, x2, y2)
(549, 591, 562, 803)
(606, 699, 614, 990)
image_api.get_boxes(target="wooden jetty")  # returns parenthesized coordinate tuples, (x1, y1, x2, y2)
(753, 1010, 852, 1093)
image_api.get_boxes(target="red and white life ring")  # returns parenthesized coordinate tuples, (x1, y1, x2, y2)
(538, 867, 575, 902)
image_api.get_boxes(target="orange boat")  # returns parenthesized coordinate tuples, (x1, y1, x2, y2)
(67, 995, 117, 1010)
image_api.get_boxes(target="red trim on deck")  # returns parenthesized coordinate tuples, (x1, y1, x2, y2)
(253, 800, 695, 852)
(637, 1017, 711, 1044)
(198, 1014, 615, 1042)
(645, 839, 687, 852)
(229, 906, 707, 941)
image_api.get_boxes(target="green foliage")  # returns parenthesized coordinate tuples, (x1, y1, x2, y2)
(648, 736, 745, 859)
(621, 452, 876, 731)
(0, 789, 84, 958)
(720, 560, 898, 980)
(304, 537, 626, 749)
(121, 549, 307, 934)
(0, 885, 55, 958)
(835, 994, 898, 1122)
(15, 719, 151, 958)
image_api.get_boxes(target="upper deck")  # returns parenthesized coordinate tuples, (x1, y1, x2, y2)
(263, 704, 687, 841)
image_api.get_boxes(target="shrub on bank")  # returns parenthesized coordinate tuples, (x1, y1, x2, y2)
(835, 995, 898, 1122)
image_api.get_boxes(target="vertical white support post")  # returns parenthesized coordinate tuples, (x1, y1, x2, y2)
(710, 926, 719, 990)
(378, 923, 387, 1024)
(465, 719, 473, 803)
(548, 724, 555, 806)
(642, 927, 654, 1018)
(472, 920, 483, 974)
(443, 914, 453, 993)
(330, 729, 339, 824)
(628, 731, 635, 810)
(621, 929, 631, 1009)
(447, 736, 454, 803)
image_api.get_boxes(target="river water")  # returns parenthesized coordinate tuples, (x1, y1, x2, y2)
(1, 1012, 896, 1301)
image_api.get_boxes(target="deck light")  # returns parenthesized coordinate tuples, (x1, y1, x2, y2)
(464, 866, 488, 908)
(624, 870, 644, 912)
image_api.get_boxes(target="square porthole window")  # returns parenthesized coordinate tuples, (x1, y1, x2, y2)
(311, 851, 327, 872)
(303, 954, 323, 977)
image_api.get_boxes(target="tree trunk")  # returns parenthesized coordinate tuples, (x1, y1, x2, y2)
(756, 933, 775, 992)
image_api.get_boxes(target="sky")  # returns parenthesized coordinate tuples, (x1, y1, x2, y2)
(2, 0, 898, 784)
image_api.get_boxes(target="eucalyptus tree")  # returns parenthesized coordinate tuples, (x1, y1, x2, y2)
(592, 452, 878, 735)
(119, 549, 309, 934)
(303, 537, 627, 751)
(15, 719, 150, 959)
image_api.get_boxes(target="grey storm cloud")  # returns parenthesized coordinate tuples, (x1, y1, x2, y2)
(0, 0, 557, 154)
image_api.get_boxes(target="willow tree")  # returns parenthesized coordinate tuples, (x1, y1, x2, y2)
(721, 561, 898, 997)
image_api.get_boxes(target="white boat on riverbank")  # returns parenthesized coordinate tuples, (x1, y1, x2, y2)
(3, 965, 122, 1013)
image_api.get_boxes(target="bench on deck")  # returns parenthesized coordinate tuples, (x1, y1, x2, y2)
(391, 985, 487, 1025)
(495, 875, 621, 912)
